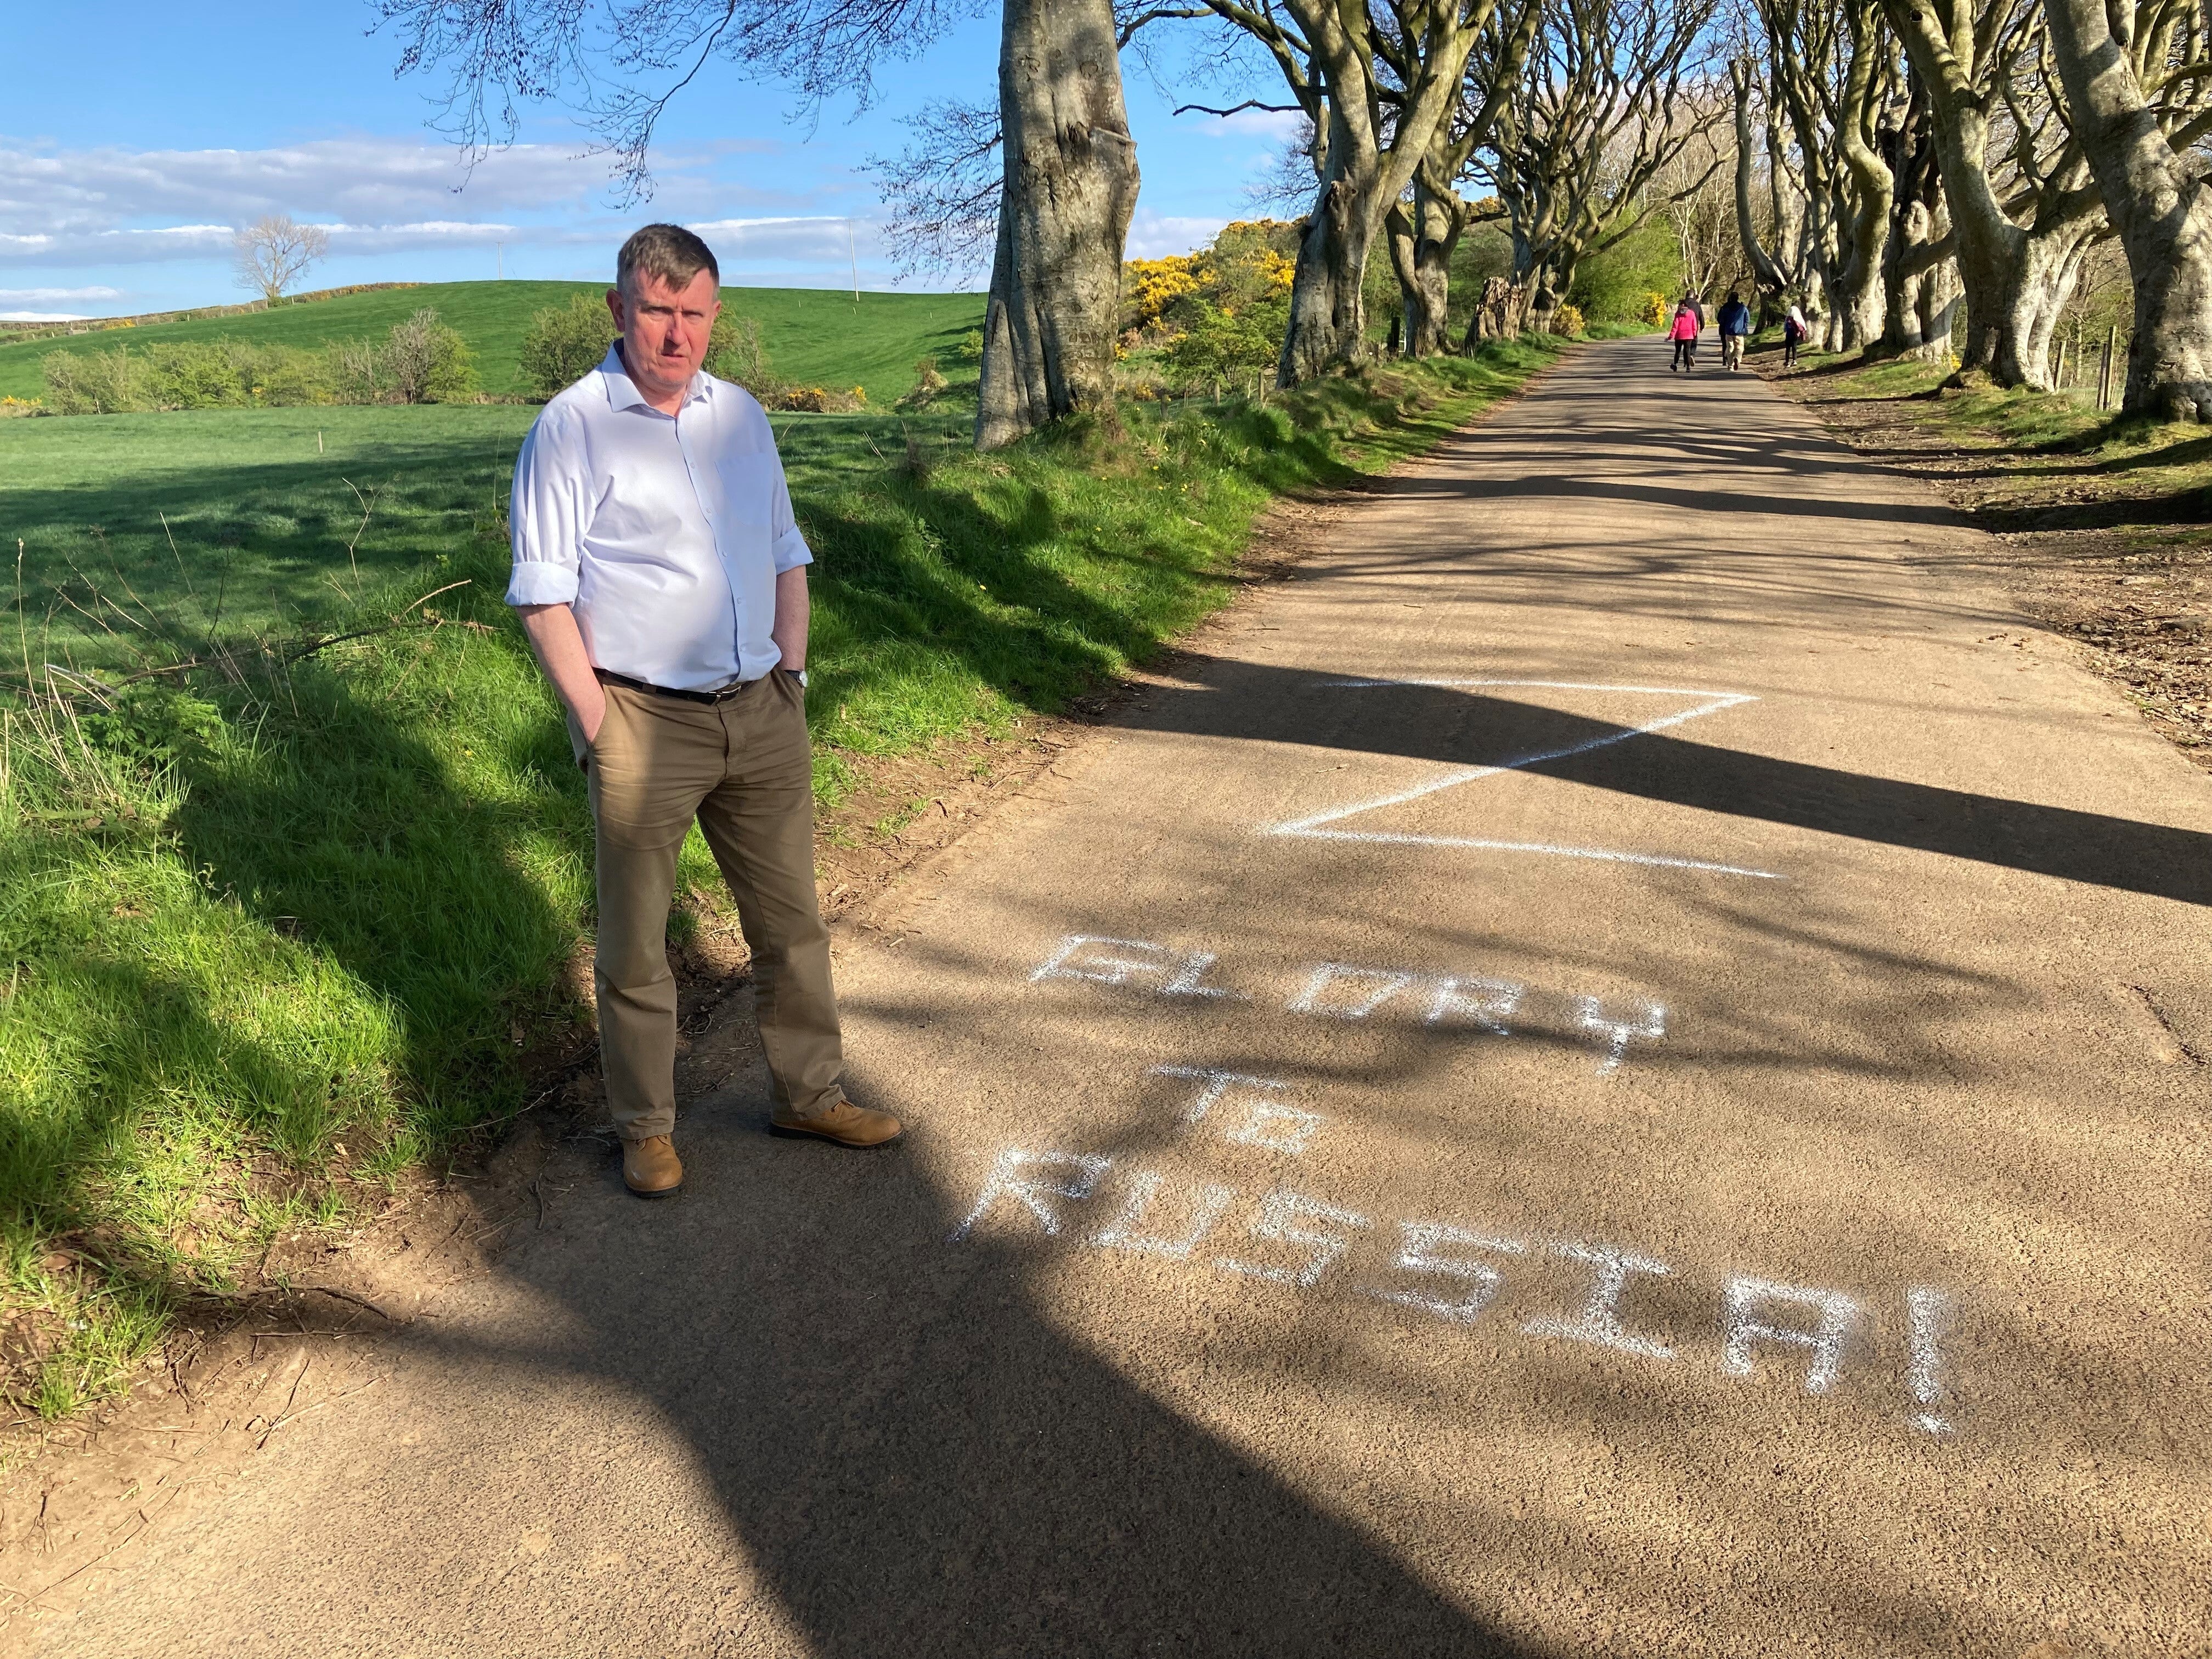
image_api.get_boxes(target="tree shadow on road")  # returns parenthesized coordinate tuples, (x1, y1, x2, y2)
(1122, 660, 2212, 910)
(415, 1088, 1536, 1657)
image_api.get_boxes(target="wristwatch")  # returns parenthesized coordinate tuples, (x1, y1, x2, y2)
(783, 667, 808, 688)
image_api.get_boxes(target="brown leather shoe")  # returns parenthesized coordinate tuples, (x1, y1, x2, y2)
(622, 1134, 684, 1197)
(770, 1098, 903, 1148)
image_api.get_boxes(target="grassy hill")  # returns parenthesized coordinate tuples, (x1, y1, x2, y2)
(0, 280, 985, 405)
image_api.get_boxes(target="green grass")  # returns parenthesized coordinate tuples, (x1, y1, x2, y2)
(0, 336, 1569, 1418)
(0, 280, 985, 405)
(1778, 348, 2212, 531)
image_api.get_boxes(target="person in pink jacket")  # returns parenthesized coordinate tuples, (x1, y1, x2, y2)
(1668, 292, 1703, 373)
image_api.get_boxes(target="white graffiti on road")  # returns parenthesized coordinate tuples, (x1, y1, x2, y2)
(953, 1148, 1961, 1434)
(1034, 935, 1668, 1077)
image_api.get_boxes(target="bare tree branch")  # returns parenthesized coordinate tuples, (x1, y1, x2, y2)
(373, 0, 990, 199)
(863, 97, 1005, 281)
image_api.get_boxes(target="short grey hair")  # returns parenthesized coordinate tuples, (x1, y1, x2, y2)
(617, 223, 720, 296)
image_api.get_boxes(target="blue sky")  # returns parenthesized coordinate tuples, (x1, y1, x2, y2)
(0, 2, 1302, 320)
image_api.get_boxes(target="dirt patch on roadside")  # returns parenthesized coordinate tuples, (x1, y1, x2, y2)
(1763, 356, 2212, 771)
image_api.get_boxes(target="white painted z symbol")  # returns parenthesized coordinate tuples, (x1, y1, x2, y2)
(1267, 679, 1784, 880)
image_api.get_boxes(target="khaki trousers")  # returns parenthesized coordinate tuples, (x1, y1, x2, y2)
(586, 673, 843, 1139)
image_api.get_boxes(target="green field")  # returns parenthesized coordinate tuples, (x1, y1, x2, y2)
(0, 338, 1570, 1418)
(0, 280, 985, 405)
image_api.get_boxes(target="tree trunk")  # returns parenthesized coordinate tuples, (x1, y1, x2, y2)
(974, 0, 1139, 450)
(2043, 0, 2212, 421)
(1275, 0, 1482, 385)
(1886, 0, 2102, 391)
(1831, 1, 1895, 354)
(1387, 180, 1461, 358)
(1731, 60, 1796, 317)
(1876, 74, 1957, 362)
(1279, 149, 1375, 383)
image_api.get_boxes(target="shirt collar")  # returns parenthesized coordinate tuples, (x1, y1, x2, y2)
(600, 345, 714, 414)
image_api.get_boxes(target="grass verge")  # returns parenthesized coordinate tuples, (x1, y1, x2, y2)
(0, 336, 1570, 1418)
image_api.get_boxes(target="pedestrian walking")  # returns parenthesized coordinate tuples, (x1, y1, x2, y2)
(1783, 302, 1809, 369)
(507, 223, 902, 1199)
(1717, 290, 1751, 371)
(1668, 294, 1702, 372)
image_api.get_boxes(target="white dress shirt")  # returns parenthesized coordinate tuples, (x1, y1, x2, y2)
(505, 346, 811, 690)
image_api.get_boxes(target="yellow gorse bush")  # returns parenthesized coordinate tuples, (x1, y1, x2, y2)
(1120, 222, 1299, 340)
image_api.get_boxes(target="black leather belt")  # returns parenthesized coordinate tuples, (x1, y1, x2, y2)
(595, 668, 754, 705)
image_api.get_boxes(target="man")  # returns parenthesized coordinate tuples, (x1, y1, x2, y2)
(507, 223, 901, 1198)
(1716, 289, 1752, 372)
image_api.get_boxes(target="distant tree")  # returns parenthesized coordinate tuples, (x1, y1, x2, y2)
(1477, 0, 1726, 334)
(233, 215, 331, 306)
(1171, 0, 1502, 383)
(384, 308, 477, 403)
(518, 295, 616, 399)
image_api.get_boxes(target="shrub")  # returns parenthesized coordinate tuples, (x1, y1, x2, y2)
(518, 294, 613, 400)
(704, 313, 784, 402)
(1164, 299, 1289, 389)
(956, 328, 985, 362)
(898, 355, 946, 409)
(1641, 291, 1671, 328)
(42, 347, 147, 415)
(385, 308, 476, 404)
(768, 384, 865, 413)
(143, 342, 249, 410)
(1550, 303, 1586, 337)
(253, 342, 337, 406)
(1123, 221, 1299, 340)
(332, 338, 382, 405)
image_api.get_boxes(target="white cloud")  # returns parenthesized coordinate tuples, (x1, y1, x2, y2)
(0, 137, 814, 268)
(0, 285, 121, 302)
(1, 310, 89, 321)
(0, 136, 978, 303)
(1125, 211, 1229, 259)
(1177, 105, 1307, 141)
(685, 215, 884, 266)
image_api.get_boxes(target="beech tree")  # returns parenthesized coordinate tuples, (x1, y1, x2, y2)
(1880, 0, 2105, 388)
(975, 0, 1141, 447)
(1383, 0, 1543, 356)
(377, 0, 1144, 449)
(1370, 2, 1541, 354)
(1479, 0, 1726, 331)
(1730, 57, 1816, 324)
(1181, 0, 1500, 382)
(2041, 0, 2212, 421)
(1747, 0, 1902, 352)
(1874, 67, 1961, 360)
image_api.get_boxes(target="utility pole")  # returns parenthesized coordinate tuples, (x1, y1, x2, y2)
(496, 241, 504, 281)
(850, 221, 860, 304)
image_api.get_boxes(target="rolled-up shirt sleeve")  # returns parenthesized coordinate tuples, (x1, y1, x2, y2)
(766, 445, 813, 573)
(506, 408, 587, 606)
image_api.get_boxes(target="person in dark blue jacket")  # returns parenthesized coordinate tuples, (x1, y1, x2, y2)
(1717, 291, 1752, 371)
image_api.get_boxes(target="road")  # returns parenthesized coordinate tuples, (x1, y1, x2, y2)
(30, 341, 2212, 1656)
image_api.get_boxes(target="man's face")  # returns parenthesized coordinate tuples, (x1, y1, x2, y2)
(607, 267, 720, 401)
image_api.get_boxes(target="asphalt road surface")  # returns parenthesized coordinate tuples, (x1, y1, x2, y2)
(37, 341, 2211, 1657)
